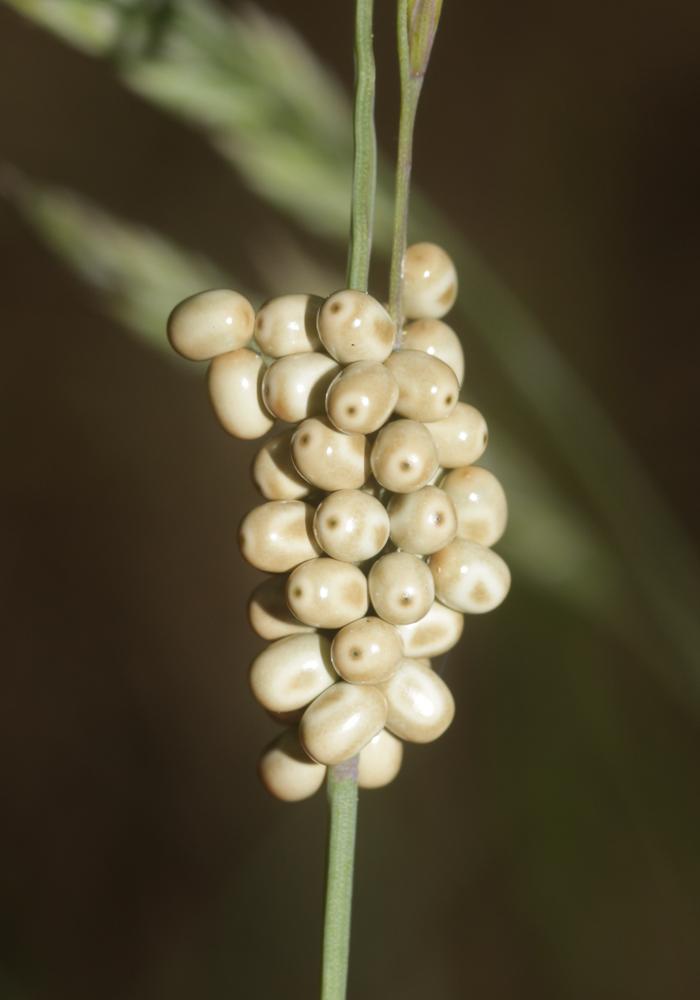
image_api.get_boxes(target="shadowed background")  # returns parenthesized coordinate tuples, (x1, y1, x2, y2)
(1, 1, 699, 998)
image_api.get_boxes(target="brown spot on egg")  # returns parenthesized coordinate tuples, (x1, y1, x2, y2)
(378, 318, 395, 342)
(470, 581, 491, 605)
(321, 685, 345, 708)
(290, 670, 316, 691)
(414, 624, 441, 646)
(468, 521, 490, 544)
(344, 581, 366, 608)
(439, 283, 456, 307)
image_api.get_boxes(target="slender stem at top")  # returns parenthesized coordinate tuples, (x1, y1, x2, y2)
(388, 0, 444, 339)
(321, 4, 376, 998)
(346, 0, 377, 292)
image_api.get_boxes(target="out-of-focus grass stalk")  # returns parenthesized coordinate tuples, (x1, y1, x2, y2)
(3, 0, 699, 695)
(0, 167, 230, 351)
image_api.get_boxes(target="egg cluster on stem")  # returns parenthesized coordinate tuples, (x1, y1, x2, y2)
(166, 241, 510, 797)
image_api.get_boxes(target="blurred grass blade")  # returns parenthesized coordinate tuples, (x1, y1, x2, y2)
(3, 0, 391, 239)
(3, 0, 121, 53)
(2, 168, 228, 352)
(3, 0, 700, 691)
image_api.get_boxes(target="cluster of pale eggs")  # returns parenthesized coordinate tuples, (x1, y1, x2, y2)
(167, 243, 510, 801)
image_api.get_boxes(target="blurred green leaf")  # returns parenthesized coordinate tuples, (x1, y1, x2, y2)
(3, 0, 120, 53)
(2, 168, 228, 352)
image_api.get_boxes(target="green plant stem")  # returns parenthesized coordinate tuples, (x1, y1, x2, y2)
(347, 0, 376, 290)
(388, 73, 422, 335)
(388, 0, 433, 336)
(321, 757, 360, 1000)
(321, 3, 376, 998)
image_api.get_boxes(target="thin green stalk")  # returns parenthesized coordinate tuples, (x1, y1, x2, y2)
(321, 3, 376, 998)
(321, 757, 360, 1000)
(347, 0, 377, 291)
(388, 2, 419, 332)
(388, 0, 443, 336)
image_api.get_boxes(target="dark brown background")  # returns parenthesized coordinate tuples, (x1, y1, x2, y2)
(1, 1, 699, 998)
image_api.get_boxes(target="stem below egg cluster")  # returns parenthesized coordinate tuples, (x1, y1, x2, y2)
(321, 756, 360, 1000)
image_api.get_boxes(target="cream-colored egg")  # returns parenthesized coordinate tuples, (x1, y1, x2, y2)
(384, 350, 459, 423)
(357, 730, 403, 789)
(388, 485, 457, 555)
(251, 430, 311, 501)
(423, 402, 488, 468)
(441, 465, 508, 546)
(258, 729, 327, 802)
(208, 348, 274, 440)
(167, 288, 255, 361)
(249, 633, 336, 714)
(402, 242, 458, 320)
(313, 489, 389, 563)
(292, 418, 370, 491)
(331, 616, 403, 684)
(325, 361, 399, 434)
(317, 290, 396, 363)
(248, 575, 315, 640)
(286, 558, 369, 629)
(401, 318, 465, 386)
(395, 601, 464, 658)
(262, 352, 339, 423)
(299, 682, 388, 766)
(428, 539, 511, 613)
(253, 293, 323, 356)
(370, 419, 438, 494)
(368, 551, 435, 626)
(239, 500, 320, 573)
(380, 659, 455, 743)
